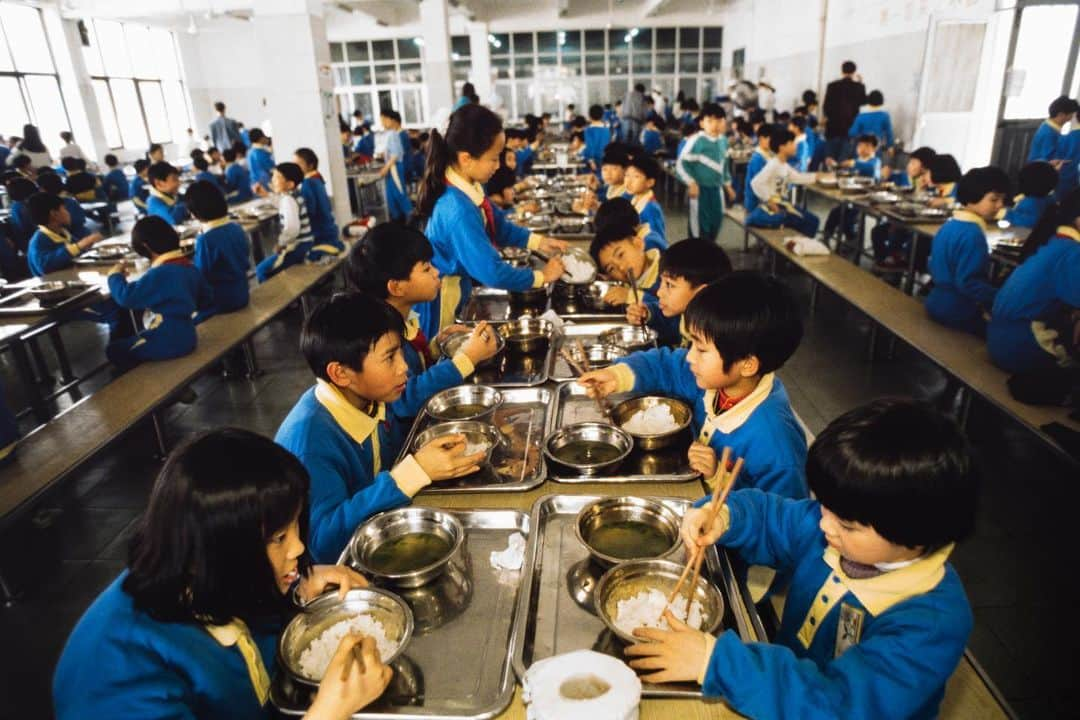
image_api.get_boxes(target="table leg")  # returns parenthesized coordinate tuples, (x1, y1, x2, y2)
(9, 339, 49, 424)
(904, 234, 921, 295)
(46, 326, 75, 384)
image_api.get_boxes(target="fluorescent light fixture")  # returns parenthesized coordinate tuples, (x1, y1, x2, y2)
(558, 31, 566, 45)
(629, 27, 639, 37)
(623, 33, 631, 43)
(413, 37, 424, 46)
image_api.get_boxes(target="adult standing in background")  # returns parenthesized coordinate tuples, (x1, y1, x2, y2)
(7, 124, 51, 169)
(58, 131, 87, 163)
(822, 60, 866, 163)
(454, 82, 476, 111)
(621, 83, 647, 145)
(209, 101, 242, 152)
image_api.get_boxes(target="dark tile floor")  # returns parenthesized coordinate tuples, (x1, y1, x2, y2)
(0, 202, 1073, 718)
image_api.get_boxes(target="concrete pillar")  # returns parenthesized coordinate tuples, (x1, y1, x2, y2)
(419, 0, 454, 118)
(467, 21, 492, 105)
(40, 7, 107, 163)
(253, 0, 351, 226)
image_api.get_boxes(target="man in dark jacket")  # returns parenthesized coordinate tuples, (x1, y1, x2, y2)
(822, 61, 866, 163)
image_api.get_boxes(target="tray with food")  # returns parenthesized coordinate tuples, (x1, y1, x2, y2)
(0, 281, 101, 316)
(548, 323, 656, 382)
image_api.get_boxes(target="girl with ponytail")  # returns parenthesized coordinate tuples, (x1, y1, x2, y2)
(412, 104, 567, 338)
(987, 187, 1080, 375)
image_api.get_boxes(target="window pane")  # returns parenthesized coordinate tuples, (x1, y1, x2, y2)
(80, 20, 102, 76)
(451, 35, 470, 57)
(537, 31, 557, 53)
(585, 54, 605, 76)
(679, 28, 699, 49)
(92, 79, 121, 148)
(679, 51, 699, 73)
(703, 52, 722, 73)
(656, 52, 675, 74)
(151, 29, 180, 78)
(1004, 5, 1078, 119)
(608, 79, 629, 104)
(396, 38, 420, 60)
(97, 20, 132, 77)
(632, 28, 652, 50)
(492, 55, 511, 79)
(23, 75, 69, 151)
(353, 93, 374, 123)
(377, 90, 394, 115)
(346, 41, 369, 62)
(110, 78, 148, 149)
(161, 80, 191, 143)
(125, 25, 155, 77)
(512, 33, 533, 54)
(561, 53, 581, 75)
(609, 51, 628, 75)
(538, 54, 557, 67)
(493, 82, 512, 117)
(400, 63, 423, 83)
(1, 5, 54, 73)
(401, 87, 423, 126)
(559, 30, 581, 52)
(374, 64, 396, 84)
(349, 65, 371, 85)
(0, 77, 29, 137)
(584, 30, 605, 51)
(609, 29, 627, 50)
(330, 42, 344, 62)
(678, 77, 697, 100)
(491, 33, 509, 54)
(632, 53, 652, 74)
(656, 28, 676, 50)
(516, 80, 534, 115)
(515, 56, 534, 79)
(333, 66, 349, 86)
(138, 81, 169, 142)
(703, 27, 723, 48)
(452, 60, 471, 82)
(371, 40, 394, 61)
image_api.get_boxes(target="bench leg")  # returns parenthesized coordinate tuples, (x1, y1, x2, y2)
(28, 337, 54, 387)
(956, 387, 973, 429)
(743, 225, 750, 252)
(46, 326, 76, 384)
(885, 335, 897, 361)
(10, 339, 50, 424)
(242, 340, 262, 379)
(150, 411, 169, 460)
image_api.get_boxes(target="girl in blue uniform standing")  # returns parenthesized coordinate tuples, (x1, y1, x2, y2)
(378, 109, 413, 222)
(413, 104, 566, 337)
(988, 187, 1080, 376)
(53, 428, 391, 720)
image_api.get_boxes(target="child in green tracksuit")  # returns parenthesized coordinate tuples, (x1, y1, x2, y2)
(675, 102, 735, 242)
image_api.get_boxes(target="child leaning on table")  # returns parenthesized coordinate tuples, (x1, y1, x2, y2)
(626, 398, 977, 720)
(579, 271, 808, 499)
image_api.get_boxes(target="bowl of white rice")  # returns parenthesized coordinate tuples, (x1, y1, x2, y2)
(413, 420, 502, 466)
(279, 587, 414, 687)
(611, 396, 692, 451)
(559, 248, 598, 285)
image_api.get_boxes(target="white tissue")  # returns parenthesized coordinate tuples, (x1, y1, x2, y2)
(490, 532, 526, 570)
(785, 236, 831, 256)
(524, 650, 641, 720)
(539, 309, 566, 334)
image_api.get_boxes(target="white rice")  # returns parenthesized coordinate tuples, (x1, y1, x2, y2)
(298, 613, 398, 680)
(463, 439, 491, 457)
(561, 254, 594, 283)
(613, 588, 703, 637)
(621, 404, 679, 435)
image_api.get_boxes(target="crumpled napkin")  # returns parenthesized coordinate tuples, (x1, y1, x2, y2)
(490, 532, 526, 570)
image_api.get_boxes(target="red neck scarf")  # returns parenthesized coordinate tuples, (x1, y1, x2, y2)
(713, 388, 746, 414)
(446, 178, 497, 247)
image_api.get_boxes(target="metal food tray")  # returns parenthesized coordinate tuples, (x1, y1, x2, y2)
(272, 509, 530, 719)
(0, 284, 101, 316)
(510, 494, 765, 698)
(548, 321, 635, 381)
(397, 387, 554, 494)
(549, 381, 699, 483)
(549, 282, 627, 322)
(458, 287, 550, 323)
(441, 322, 554, 388)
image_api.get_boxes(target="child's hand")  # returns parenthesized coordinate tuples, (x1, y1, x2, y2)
(680, 504, 728, 551)
(310, 634, 393, 720)
(536, 236, 569, 255)
(413, 433, 485, 481)
(541, 256, 565, 284)
(603, 285, 630, 306)
(106, 261, 129, 277)
(687, 441, 717, 479)
(576, 368, 619, 399)
(625, 302, 649, 326)
(624, 611, 711, 685)
(298, 565, 369, 603)
(687, 181, 700, 199)
(460, 321, 500, 364)
(723, 184, 735, 203)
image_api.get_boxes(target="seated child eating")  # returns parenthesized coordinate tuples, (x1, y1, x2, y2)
(129, 159, 150, 215)
(625, 238, 732, 347)
(26, 191, 103, 276)
(255, 162, 318, 282)
(626, 398, 977, 720)
(274, 292, 488, 563)
(101, 154, 129, 203)
(146, 161, 190, 226)
(824, 134, 880, 243)
(184, 179, 251, 321)
(624, 154, 667, 246)
(591, 199, 665, 306)
(871, 146, 936, 269)
(748, 129, 821, 238)
(579, 271, 808, 498)
(294, 147, 345, 261)
(222, 147, 253, 204)
(1003, 161, 1058, 228)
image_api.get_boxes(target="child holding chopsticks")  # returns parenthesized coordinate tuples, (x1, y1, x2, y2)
(625, 399, 978, 720)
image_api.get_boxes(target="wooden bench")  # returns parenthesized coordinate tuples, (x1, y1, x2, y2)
(723, 205, 751, 250)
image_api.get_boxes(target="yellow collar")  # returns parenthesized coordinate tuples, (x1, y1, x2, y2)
(203, 217, 232, 231)
(446, 166, 485, 207)
(149, 187, 175, 205)
(1047, 119, 1062, 131)
(1012, 193, 1026, 204)
(37, 225, 72, 245)
(590, 121, 606, 127)
(937, 182, 955, 198)
(606, 183, 626, 199)
(314, 378, 384, 446)
(204, 618, 270, 706)
(952, 209, 987, 231)
(151, 249, 188, 268)
(403, 310, 421, 341)
(679, 315, 691, 347)
(862, 105, 883, 112)
(700, 373, 775, 438)
(822, 543, 954, 616)
(631, 190, 655, 214)
(637, 245, 661, 289)
(304, 170, 319, 179)
(1057, 225, 1080, 242)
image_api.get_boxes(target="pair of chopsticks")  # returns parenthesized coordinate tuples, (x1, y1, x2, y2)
(559, 340, 613, 420)
(666, 447, 744, 610)
(625, 266, 640, 308)
(340, 639, 367, 681)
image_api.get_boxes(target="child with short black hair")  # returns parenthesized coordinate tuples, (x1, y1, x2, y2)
(580, 270, 807, 497)
(624, 153, 667, 245)
(184, 179, 251, 320)
(598, 142, 632, 202)
(849, 134, 881, 181)
(925, 166, 1010, 335)
(146, 143, 164, 164)
(626, 398, 977, 720)
(27, 191, 103, 276)
(640, 116, 664, 155)
(582, 104, 608, 175)
(927, 154, 962, 207)
(130, 159, 150, 214)
(485, 166, 518, 209)
(748, 129, 821, 238)
(146, 161, 190, 226)
(742, 123, 774, 212)
(64, 157, 100, 201)
(221, 148, 253, 204)
(255, 162, 316, 282)
(676, 103, 735, 242)
(101, 154, 128, 202)
(377, 109, 413, 222)
(275, 291, 490, 562)
(1005, 161, 1058, 228)
(626, 238, 733, 346)
(246, 129, 275, 194)
(35, 172, 92, 241)
(293, 147, 344, 260)
(1029, 95, 1078, 162)
(847, 89, 894, 153)
(191, 155, 219, 189)
(871, 146, 938, 268)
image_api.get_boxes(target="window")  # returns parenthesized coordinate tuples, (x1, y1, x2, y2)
(328, 40, 427, 127)
(1004, 5, 1078, 119)
(82, 18, 194, 149)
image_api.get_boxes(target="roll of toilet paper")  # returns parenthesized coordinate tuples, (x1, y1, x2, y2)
(523, 649, 641, 720)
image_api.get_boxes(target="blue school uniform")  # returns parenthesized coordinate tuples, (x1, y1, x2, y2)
(641, 292, 682, 347)
(53, 571, 278, 720)
(1003, 194, 1053, 228)
(398, 129, 415, 181)
(0, 145, 8, 168)
(129, 175, 149, 214)
(743, 148, 770, 212)
(8, 200, 34, 251)
(300, 172, 342, 256)
(28, 225, 82, 277)
(247, 144, 275, 190)
(702, 490, 971, 720)
(1028, 119, 1063, 162)
(1054, 127, 1080, 196)
(848, 107, 895, 150)
(106, 252, 211, 369)
(610, 351, 808, 498)
(147, 189, 190, 226)
(193, 219, 251, 321)
(240, 127, 251, 147)
(852, 155, 881, 181)
(383, 131, 414, 222)
(631, 191, 667, 247)
(255, 191, 314, 282)
(925, 212, 997, 335)
(224, 162, 254, 204)
(194, 169, 223, 190)
(515, 146, 535, 178)
(988, 226, 1080, 373)
(640, 128, 663, 155)
(792, 137, 811, 172)
(102, 168, 129, 202)
(582, 124, 608, 172)
(399, 312, 476, 417)
(354, 133, 375, 158)
(62, 196, 91, 240)
(598, 182, 626, 203)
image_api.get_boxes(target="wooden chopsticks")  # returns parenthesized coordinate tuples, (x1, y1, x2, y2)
(560, 342, 613, 421)
(339, 639, 367, 681)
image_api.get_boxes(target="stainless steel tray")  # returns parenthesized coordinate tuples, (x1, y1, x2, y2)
(458, 287, 550, 323)
(549, 381, 699, 483)
(549, 281, 627, 322)
(549, 321, 633, 382)
(0, 283, 101, 316)
(510, 494, 764, 698)
(397, 387, 554, 494)
(272, 509, 530, 719)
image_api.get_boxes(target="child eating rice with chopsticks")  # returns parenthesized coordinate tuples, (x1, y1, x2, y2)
(625, 398, 978, 720)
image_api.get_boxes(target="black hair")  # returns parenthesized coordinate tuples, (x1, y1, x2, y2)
(602, 142, 632, 167)
(36, 171, 64, 195)
(572, 116, 588, 129)
(133, 159, 149, 173)
(184, 180, 228, 221)
(659, 239, 733, 287)
(461, 82, 475, 97)
(749, 109, 766, 126)
(956, 166, 1011, 205)
(346, 222, 434, 299)
(700, 102, 725, 120)
(628, 153, 661, 182)
(681, 121, 699, 138)
(841, 60, 857, 74)
(802, 89, 818, 105)
(124, 428, 310, 627)
(37, 166, 56, 177)
(301, 291, 405, 382)
(594, 196, 639, 236)
(928, 154, 961, 185)
(7, 177, 38, 202)
(61, 156, 82, 172)
(789, 116, 806, 131)
(768, 128, 795, 153)
(104, 154, 118, 167)
(867, 90, 884, 106)
(192, 155, 209, 172)
(223, 148, 237, 162)
(274, 161, 304, 187)
(649, 117, 666, 132)
(28, 191, 63, 225)
(634, 83, 646, 93)
(807, 398, 979, 550)
(294, 147, 319, 170)
(1021, 186, 1080, 261)
(684, 271, 802, 374)
(248, 128, 266, 144)
(208, 147, 221, 158)
(590, 226, 641, 266)
(856, 134, 879, 148)
(214, 101, 226, 113)
(232, 141, 248, 156)
(379, 107, 402, 124)
(10, 154, 32, 171)
(190, 148, 205, 161)
(486, 166, 517, 197)
(147, 142, 163, 157)
(909, 146, 936, 167)
(416, 103, 503, 221)
(18, 124, 46, 153)
(1048, 95, 1079, 118)
(1017, 161, 1059, 198)
(147, 161, 179, 185)
(588, 104, 604, 121)
(131, 215, 181, 259)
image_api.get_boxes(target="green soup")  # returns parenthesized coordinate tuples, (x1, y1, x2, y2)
(368, 532, 452, 574)
(587, 521, 674, 559)
(437, 404, 488, 419)
(555, 440, 623, 466)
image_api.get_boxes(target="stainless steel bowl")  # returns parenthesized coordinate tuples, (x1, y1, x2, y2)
(278, 587, 414, 686)
(349, 507, 465, 588)
(575, 496, 682, 567)
(610, 395, 693, 451)
(593, 558, 724, 645)
(599, 325, 658, 353)
(439, 329, 506, 368)
(566, 342, 625, 369)
(498, 316, 554, 354)
(424, 384, 503, 422)
(500, 246, 532, 268)
(507, 286, 549, 315)
(867, 191, 900, 205)
(413, 420, 502, 465)
(543, 422, 633, 476)
(559, 247, 598, 285)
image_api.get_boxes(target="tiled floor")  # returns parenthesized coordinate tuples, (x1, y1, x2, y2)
(0, 199, 1073, 718)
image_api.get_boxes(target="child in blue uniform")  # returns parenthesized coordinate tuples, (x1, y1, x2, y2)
(748, 129, 821, 238)
(246, 128, 275, 194)
(625, 238, 732, 347)
(185, 180, 251, 321)
(925, 167, 1009, 335)
(146, 161, 190, 226)
(582, 105, 609, 175)
(101, 154, 129, 202)
(36, 172, 92, 240)
(742, 124, 774, 213)
(1004, 161, 1058, 228)
(1028, 95, 1076, 162)
(872, 146, 936, 268)
(824, 135, 880, 243)
(274, 292, 491, 562)
(640, 117, 664, 155)
(129, 159, 149, 215)
(579, 271, 808, 498)
(847, 90, 894, 153)
(255, 162, 319, 282)
(222, 147, 254, 204)
(63, 157, 101, 201)
(26, 191, 104, 276)
(294, 147, 345, 260)
(988, 187, 1080, 375)
(597, 142, 631, 202)
(378, 109, 413, 222)
(594, 195, 667, 258)
(53, 428, 390, 720)
(412, 104, 565, 335)
(624, 154, 667, 245)
(192, 154, 222, 189)
(5, 177, 38, 251)
(105, 216, 212, 370)
(626, 398, 978, 720)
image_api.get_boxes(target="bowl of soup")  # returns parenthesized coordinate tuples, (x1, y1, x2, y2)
(575, 496, 682, 568)
(424, 384, 503, 422)
(543, 422, 632, 476)
(348, 507, 465, 588)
